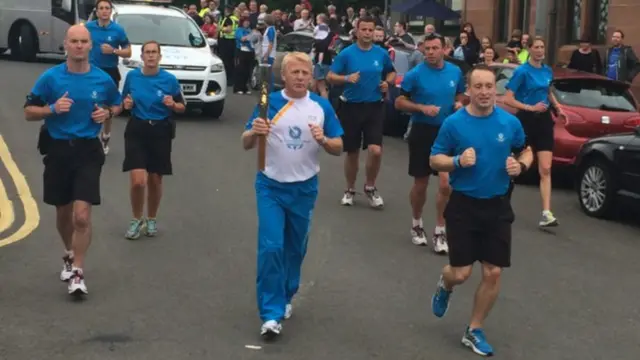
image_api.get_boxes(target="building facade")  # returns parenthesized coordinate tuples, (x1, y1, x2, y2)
(464, 0, 640, 91)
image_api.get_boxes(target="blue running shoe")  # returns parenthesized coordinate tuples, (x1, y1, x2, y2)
(431, 274, 452, 318)
(461, 327, 494, 356)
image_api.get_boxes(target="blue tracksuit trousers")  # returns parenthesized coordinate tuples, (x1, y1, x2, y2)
(255, 172, 318, 322)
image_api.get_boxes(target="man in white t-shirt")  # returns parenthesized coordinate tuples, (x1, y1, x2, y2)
(241, 52, 344, 339)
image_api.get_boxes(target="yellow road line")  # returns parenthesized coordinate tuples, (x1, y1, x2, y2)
(0, 174, 15, 233)
(0, 134, 39, 247)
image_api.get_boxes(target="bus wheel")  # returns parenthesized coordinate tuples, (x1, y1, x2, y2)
(10, 23, 38, 62)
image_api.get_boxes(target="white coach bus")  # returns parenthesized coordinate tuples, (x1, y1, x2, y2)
(0, 0, 97, 61)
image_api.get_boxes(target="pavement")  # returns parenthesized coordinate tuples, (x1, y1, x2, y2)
(0, 55, 639, 360)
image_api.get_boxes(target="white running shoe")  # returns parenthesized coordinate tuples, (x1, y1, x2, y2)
(341, 189, 355, 206)
(364, 186, 384, 209)
(260, 320, 282, 339)
(432, 233, 449, 254)
(411, 226, 428, 246)
(68, 269, 88, 295)
(60, 254, 74, 282)
(284, 304, 293, 320)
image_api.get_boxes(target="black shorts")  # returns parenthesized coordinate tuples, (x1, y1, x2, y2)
(444, 191, 515, 268)
(100, 67, 121, 86)
(123, 119, 174, 175)
(408, 122, 440, 178)
(516, 109, 554, 152)
(43, 138, 105, 206)
(337, 100, 384, 153)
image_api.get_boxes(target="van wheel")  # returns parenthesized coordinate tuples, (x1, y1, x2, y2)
(203, 100, 224, 119)
(10, 23, 38, 62)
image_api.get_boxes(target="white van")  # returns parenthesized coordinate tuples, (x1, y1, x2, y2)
(90, 1, 227, 118)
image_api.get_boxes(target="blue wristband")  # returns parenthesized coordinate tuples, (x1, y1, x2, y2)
(453, 155, 460, 169)
(49, 104, 56, 114)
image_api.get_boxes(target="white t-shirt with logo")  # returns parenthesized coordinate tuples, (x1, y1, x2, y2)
(245, 90, 344, 183)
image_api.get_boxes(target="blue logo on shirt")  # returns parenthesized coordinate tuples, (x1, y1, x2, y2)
(286, 126, 304, 150)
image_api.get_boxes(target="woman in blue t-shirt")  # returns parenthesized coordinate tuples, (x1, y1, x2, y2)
(503, 36, 567, 229)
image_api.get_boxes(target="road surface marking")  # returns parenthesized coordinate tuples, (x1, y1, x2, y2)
(0, 175, 15, 233)
(0, 134, 39, 247)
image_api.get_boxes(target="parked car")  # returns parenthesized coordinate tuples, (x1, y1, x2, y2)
(493, 63, 640, 167)
(574, 126, 640, 218)
(382, 46, 412, 137)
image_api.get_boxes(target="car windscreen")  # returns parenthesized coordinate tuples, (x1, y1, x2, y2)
(553, 79, 637, 112)
(115, 14, 206, 48)
(393, 49, 410, 75)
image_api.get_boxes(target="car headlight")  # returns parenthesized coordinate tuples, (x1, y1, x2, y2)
(210, 63, 224, 73)
(122, 59, 142, 68)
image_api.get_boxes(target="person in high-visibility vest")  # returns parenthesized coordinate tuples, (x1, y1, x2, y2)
(218, 4, 238, 85)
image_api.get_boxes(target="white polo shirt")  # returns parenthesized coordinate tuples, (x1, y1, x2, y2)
(245, 90, 343, 183)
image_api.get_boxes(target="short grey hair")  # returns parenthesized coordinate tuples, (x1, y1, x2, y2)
(263, 14, 275, 26)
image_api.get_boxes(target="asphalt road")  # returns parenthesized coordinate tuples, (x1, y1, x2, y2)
(0, 56, 639, 360)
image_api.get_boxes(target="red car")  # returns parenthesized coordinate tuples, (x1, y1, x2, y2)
(492, 63, 640, 166)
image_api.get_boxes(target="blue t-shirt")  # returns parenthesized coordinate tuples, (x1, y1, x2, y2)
(400, 61, 465, 126)
(431, 107, 526, 199)
(86, 20, 129, 69)
(235, 27, 253, 50)
(122, 68, 182, 121)
(28, 63, 122, 139)
(330, 44, 395, 103)
(607, 47, 620, 80)
(505, 62, 553, 106)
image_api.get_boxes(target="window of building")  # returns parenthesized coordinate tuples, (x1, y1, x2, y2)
(496, 0, 510, 42)
(443, 0, 462, 27)
(404, 0, 462, 36)
(566, 0, 609, 44)
(517, 0, 531, 33)
(436, 0, 463, 36)
(595, 0, 609, 44)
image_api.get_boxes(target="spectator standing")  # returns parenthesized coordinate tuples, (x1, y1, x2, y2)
(567, 36, 602, 74)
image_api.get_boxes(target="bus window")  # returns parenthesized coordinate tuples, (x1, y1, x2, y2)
(51, 0, 76, 25)
(78, 0, 95, 21)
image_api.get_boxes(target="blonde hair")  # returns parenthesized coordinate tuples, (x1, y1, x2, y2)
(281, 52, 312, 75)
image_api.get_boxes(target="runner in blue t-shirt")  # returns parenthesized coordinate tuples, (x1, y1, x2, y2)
(327, 16, 396, 209)
(23, 25, 122, 297)
(428, 65, 533, 357)
(503, 36, 567, 228)
(395, 33, 465, 253)
(85, 0, 131, 155)
(120, 41, 186, 240)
